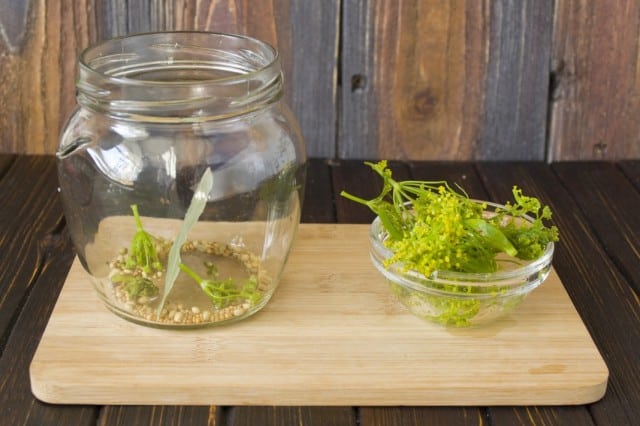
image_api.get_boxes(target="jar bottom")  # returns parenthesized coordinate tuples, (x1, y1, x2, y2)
(89, 234, 278, 329)
(98, 289, 275, 330)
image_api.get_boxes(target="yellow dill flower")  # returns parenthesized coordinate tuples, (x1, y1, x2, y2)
(341, 162, 559, 276)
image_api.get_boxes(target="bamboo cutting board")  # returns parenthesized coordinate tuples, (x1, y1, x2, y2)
(30, 224, 608, 406)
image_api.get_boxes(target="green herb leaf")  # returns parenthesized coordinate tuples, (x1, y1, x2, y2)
(464, 218, 518, 257)
(157, 168, 213, 314)
(374, 202, 404, 240)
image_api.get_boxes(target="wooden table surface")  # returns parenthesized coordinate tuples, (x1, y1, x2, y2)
(1, 155, 638, 426)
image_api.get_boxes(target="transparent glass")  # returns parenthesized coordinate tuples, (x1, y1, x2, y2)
(369, 202, 554, 327)
(57, 32, 306, 328)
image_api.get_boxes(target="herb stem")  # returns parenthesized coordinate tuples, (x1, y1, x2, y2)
(179, 262, 203, 283)
(131, 204, 144, 230)
(339, 190, 371, 206)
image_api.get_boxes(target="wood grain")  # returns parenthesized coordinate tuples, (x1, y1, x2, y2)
(227, 407, 356, 426)
(340, 0, 553, 160)
(0, 157, 67, 337)
(30, 224, 607, 406)
(481, 0, 553, 160)
(0, 156, 96, 425)
(98, 405, 214, 426)
(341, 1, 480, 159)
(550, 0, 640, 160)
(619, 160, 640, 191)
(409, 162, 487, 199)
(0, 1, 339, 158)
(361, 407, 485, 426)
(3, 1, 640, 160)
(489, 406, 595, 426)
(301, 158, 336, 223)
(0, 154, 14, 177)
(552, 162, 640, 294)
(476, 162, 640, 425)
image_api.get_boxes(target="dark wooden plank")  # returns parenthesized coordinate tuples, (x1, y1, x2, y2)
(0, 157, 69, 338)
(489, 406, 594, 426)
(301, 158, 336, 223)
(476, 162, 640, 426)
(126, 0, 153, 33)
(360, 407, 485, 426)
(98, 406, 214, 425)
(553, 162, 640, 294)
(618, 160, 640, 192)
(0, 236, 97, 425)
(95, 0, 127, 38)
(0, 154, 15, 177)
(0, 157, 97, 424)
(550, 1, 640, 160)
(227, 406, 356, 426)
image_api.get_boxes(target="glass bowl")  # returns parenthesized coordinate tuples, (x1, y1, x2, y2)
(369, 202, 554, 327)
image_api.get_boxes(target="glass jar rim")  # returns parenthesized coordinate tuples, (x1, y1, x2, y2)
(79, 31, 280, 87)
(76, 31, 283, 122)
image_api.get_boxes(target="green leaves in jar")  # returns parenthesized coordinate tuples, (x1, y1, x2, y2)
(125, 204, 163, 274)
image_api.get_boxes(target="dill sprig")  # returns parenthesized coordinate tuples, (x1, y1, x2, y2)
(179, 263, 261, 309)
(125, 204, 163, 274)
(341, 161, 559, 277)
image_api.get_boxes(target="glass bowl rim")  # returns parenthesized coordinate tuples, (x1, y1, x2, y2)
(369, 200, 554, 297)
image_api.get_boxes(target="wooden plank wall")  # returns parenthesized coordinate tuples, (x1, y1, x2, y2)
(0, 0, 638, 160)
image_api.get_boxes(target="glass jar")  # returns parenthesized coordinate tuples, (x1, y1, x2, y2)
(57, 32, 306, 328)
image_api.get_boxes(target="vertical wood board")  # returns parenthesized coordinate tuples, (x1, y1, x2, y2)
(481, 0, 553, 160)
(340, 0, 553, 161)
(550, 0, 640, 160)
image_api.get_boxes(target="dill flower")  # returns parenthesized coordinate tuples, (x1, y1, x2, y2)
(341, 161, 559, 278)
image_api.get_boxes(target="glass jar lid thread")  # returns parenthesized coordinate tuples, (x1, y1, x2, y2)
(77, 32, 283, 122)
